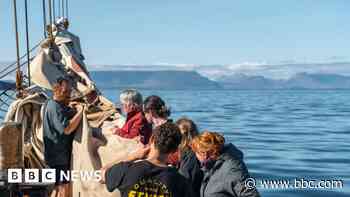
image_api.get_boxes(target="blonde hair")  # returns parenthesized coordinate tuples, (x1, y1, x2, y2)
(191, 131, 225, 158)
(176, 117, 198, 152)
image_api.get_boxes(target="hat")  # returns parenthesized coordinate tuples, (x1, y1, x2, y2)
(55, 17, 69, 30)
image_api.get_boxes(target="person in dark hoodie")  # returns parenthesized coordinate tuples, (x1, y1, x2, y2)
(191, 131, 260, 197)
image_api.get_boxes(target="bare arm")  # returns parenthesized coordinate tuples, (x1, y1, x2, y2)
(64, 105, 84, 135)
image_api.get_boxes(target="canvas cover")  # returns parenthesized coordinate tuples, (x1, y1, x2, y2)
(30, 28, 95, 95)
(29, 50, 66, 90)
(71, 114, 142, 197)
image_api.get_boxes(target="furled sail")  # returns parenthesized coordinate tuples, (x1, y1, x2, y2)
(30, 18, 97, 104)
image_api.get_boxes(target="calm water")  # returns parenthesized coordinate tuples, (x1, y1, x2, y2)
(102, 89, 350, 197)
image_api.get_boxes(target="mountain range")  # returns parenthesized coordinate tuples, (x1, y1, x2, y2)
(88, 62, 350, 80)
(90, 70, 220, 90)
(2, 61, 350, 90)
(217, 72, 350, 89)
(90, 70, 350, 90)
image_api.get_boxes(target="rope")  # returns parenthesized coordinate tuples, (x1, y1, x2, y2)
(0, 98, 10, 107)
(3, 91, 16, 101)
(66, 0, 69, 20)
(0, 58, 34, 80)
(62, 0, 65, 18)
(53, 0, 56, 21)
(12, 0, 22, 92)
(48, 0, 52, 25)
(58, 0, 61, 18)
(48, 0, 54, 43)
(0, 42, 40, 76)
(0, 91, 16, 114)
(42, 0, 47, 38)
(24, 0, 31, 86)
(0, 88, 16, 99)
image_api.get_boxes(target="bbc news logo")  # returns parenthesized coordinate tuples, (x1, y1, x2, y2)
(7, 169, 102, 183)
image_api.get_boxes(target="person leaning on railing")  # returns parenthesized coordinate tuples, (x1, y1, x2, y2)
(191, 131, 261, 197)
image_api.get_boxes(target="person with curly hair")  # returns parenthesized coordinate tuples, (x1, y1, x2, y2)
(191, 131, 260, 197)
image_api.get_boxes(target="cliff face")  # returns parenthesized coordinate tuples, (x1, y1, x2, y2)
(217, 73, 280, 89)
(217, 73, 350, 89)
(284, 73, 350, 89)
(90, 70, 221, 90)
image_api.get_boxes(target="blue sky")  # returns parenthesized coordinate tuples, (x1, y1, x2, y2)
(1, 0, 350, 66)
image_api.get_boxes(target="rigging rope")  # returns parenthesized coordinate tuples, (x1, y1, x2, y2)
(58, 0, 61, 18)
(24, 0, 31, 86)
(61, 0, 65, 18)
(0, 43, 40, 77)
(12, 0, 22, 92)
(53, 0, 56, 21)
(66, 0, 69, 20)
(48, 0, 54, 43)
(6, 0, 73, 94)
(42, 0, 47, 38)
(7, 0, 72, 89)
(0, 58, 34, 80)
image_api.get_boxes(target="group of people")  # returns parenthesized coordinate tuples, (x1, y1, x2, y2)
(43, 77, 260, 197)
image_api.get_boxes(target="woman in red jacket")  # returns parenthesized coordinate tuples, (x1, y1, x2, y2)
(113, 89, 152, 144)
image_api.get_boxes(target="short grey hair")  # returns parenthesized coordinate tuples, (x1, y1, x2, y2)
(120, 89, 143, 106)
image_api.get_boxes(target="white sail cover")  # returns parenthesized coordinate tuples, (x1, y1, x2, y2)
(29, 49, 66, 90)
(30, 25, 95, 95)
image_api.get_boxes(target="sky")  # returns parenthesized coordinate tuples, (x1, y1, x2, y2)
(1, 0, 350, 67)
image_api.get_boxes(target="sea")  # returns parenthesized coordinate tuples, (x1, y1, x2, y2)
(102, 89, 350, 197)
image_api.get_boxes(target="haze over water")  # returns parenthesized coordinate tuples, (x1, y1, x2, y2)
(103, 89, 350, 197)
